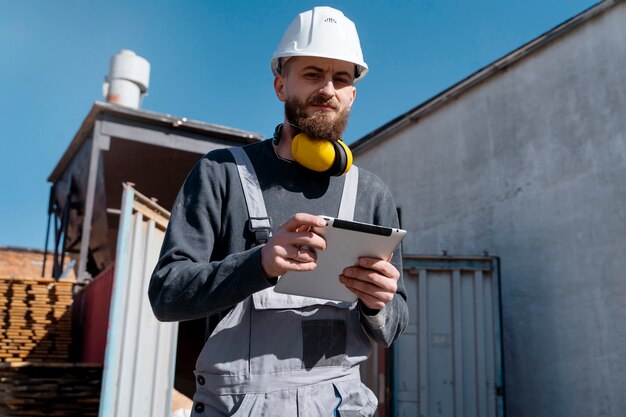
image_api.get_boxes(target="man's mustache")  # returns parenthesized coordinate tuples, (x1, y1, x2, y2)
(307, 96, 339, 109)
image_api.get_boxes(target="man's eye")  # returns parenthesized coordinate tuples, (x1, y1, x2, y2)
(334, 77, 351, 86)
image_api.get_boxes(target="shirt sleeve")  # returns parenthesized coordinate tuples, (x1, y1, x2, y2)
(356, 177, 409, 347)
(148, 154, 272, 322)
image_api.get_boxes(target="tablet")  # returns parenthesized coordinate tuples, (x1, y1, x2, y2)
(273, 215, 407, 302)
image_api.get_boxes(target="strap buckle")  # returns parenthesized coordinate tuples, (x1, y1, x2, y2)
(248, 217, 272, 246)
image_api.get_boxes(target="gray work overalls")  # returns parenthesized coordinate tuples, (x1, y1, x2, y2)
(190, 147, 377, 417)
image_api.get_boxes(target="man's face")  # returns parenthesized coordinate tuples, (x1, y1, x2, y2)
(274, 56, 357, 141)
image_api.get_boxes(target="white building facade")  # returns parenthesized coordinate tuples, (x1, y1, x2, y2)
(352, 2, 626, 416)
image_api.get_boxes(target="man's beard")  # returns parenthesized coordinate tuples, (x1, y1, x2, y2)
(284, 96, 350, 142)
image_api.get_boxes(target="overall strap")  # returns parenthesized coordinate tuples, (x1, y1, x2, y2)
(337, 166, 359, 221)
(230, 144, 360, 310)
(229, 145, 359, 241)
(228, 147, 272, 246)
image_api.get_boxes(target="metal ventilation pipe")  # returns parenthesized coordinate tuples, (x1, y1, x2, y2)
(103, 49, 150, 108)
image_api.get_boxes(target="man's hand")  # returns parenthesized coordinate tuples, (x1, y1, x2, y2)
(340, 257, 399, 310)
(260, 213, 327, 278)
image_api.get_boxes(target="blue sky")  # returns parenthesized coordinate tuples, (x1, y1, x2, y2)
(0, 0, 598, 249)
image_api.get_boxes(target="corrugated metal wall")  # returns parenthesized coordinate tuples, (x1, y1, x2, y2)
(74, 263, 115, 363)
(396, 256, 504, 417)
(99, 184, 178, 417)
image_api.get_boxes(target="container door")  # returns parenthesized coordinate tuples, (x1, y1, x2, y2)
(395, 256, 505, 417)
(99, 184, 178, 417)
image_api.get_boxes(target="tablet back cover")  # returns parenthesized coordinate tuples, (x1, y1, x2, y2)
(274, 218, 406, 302)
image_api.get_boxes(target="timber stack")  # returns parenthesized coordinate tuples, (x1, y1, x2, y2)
(0, 277, 73, 362)
(0, 362, 101, 416)
(0, 277, 102, 416)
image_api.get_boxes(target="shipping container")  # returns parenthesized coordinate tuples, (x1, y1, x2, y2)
(73, 263, 114, 363)
(396, 255, 504, 417)
(99, 184, 178, 417)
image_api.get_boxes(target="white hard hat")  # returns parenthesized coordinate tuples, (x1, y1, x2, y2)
(271, 6, 368, 83)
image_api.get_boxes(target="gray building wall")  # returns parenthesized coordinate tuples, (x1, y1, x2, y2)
(354, 3, 626, 416)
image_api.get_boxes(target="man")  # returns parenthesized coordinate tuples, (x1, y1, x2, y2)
(149, 6, 408, 416)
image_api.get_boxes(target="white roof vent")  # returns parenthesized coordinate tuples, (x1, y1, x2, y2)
(103, 49, 150, 109)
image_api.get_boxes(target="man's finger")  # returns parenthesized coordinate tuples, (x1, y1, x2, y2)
(278, 258, 318, 272)
(285, 231, 326, 251)
(340, 274, 396, 300)
(289, 245, 317, 263)
(342, 267, 398, 292)
(357, 257, 399, 279)
(281, 213, 327, 232)
(339, 275, 394, 310)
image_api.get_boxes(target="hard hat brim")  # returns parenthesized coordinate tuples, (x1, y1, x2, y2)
(271, 54, 368, 84)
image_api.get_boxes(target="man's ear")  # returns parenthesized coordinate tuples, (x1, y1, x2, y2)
(274, 76, 287, 102)
(348, 86, 356, 111)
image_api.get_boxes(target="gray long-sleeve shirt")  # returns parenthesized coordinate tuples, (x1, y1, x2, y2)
(149, 139, 408, 347)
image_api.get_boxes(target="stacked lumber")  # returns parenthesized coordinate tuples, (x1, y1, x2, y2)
(0, 278, 74, 363)
(0, 362, 102, 416)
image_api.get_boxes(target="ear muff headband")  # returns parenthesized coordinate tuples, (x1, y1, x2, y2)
(291, 133, 353, 176)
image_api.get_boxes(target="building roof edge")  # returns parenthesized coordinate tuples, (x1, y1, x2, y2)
(351, 0, 619, 155)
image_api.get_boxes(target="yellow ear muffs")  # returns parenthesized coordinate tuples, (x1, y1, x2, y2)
(291, 133, 353, 176)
